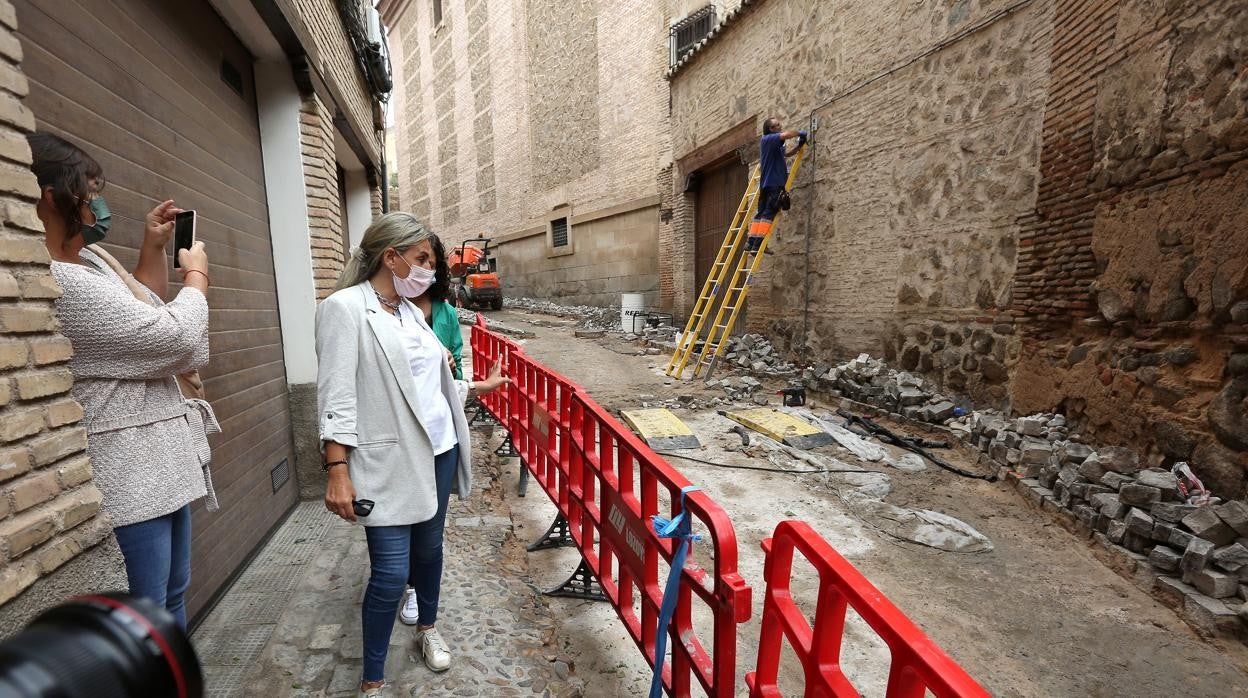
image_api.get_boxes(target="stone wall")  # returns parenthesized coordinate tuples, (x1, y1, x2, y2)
(666, 0, 1053, 407)
(381, 0, 673, 306)
(494, 204, 660, 307)
(1011, 0, 1248, 499)
(0, 0, 127, 634)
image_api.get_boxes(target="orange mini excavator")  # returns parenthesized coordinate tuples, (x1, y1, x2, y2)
(448, 237, 503, 310)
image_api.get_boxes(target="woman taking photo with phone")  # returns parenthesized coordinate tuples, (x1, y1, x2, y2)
(28, 132, 218, 629)
(316, 212, 509, 697)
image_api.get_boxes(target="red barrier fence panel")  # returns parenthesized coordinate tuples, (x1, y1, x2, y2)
(746, 521, 990, 698)
(471, 315, 521, 424)
(470, 319, 751, 697)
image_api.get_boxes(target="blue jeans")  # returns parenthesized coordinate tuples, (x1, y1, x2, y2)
(113, 504, 192, 629)
(361, 445, 458, 682)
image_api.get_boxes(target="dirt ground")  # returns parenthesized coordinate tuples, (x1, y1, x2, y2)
(480, 309, 1248, 698)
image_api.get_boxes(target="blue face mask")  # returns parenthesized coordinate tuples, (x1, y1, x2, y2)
(80, 196, 111, 245)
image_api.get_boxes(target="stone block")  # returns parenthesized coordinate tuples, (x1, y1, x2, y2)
(1148, 545, 1182, 572)
(1060, 442, 1093, 465)
(1005, 448, 1021, 465)
(1122, 530, 1151, 553)
(1182, 507, 1239, 546)
(1181, 538, 1217, 575)
(1151, 502, 1197, 523)
(1099, 446, 1140, 473)
(1155, 576, 1197, 609)
(1119, 483, 1162, 507)
(1058, 466, 1081, 487)
(1188, 569, 1240, 599)
(927, 401, 955, 422)
(1019, 416, 1045, 436)
(1091, 493, 1127, 519)
(1135, 469, 1178, 492)
(1182, 592, 1241, 638)
(1169, 528, 1195, 551)
(1073, 504, 1097, 527)
(1019, 439, 1052, 465)
(1107, 519, 1127, 544)
(1100, 472, 1133, 491)
(1211, 543, 1248, 573)
(1215, 501, 1248, 537)
(1077, 454, 1105, 480)
(1152, 521, 1175, 544)
(1125, 508, 1155, 537)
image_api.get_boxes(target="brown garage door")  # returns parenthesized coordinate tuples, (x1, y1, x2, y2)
(17, 0, 297, 621)
(695, 156, 749, 307)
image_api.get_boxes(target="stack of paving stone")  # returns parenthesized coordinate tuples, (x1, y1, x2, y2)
(724, 334, 797, 374)
(504, 297, 620, 330)
(806, 354, 963, 425)
(704, 375, 767, 404)
(964, 412, 1248, 639)
(799, 347, 1248, 641)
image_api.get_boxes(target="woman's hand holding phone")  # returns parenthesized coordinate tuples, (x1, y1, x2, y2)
(177, 242, 210, 292)
(143, 200, 182, 250)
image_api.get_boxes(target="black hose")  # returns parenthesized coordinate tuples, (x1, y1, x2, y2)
(837, 410, 997, 482)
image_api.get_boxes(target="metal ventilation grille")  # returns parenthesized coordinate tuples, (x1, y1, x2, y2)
(270, 459, 290, 493)
(551, 217, 569, 247)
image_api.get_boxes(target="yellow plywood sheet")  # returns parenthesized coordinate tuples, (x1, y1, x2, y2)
(723, 408, 834, 450)
(621, 408, 701, 450)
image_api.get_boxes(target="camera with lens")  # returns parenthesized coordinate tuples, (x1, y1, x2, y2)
(0, 593, 202, 698)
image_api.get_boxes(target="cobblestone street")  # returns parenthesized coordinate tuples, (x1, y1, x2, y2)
(192, 437, 588, 698)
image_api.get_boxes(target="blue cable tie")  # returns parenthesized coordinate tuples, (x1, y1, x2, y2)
(648, 485, 703, 698)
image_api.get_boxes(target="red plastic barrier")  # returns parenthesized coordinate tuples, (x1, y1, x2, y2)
(746, 520, 990, 698)
(471, 317, 751, 697)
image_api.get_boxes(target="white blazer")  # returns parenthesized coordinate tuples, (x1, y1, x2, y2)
(315, 282, 473, 526)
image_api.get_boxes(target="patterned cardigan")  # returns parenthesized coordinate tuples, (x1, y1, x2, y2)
(50, 248, 218, 527)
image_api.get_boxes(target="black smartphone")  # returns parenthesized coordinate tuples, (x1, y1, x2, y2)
(173, 210, 196, 268)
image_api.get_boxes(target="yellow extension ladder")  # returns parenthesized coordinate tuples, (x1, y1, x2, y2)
(665, 144, 808, 380)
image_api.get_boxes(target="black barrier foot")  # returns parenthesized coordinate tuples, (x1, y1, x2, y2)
(494, 433, 520, 458)
(544, 556, 606, 602)
(527, 513, 575, 552)
(468, 399, 501, 427)
(518, 462, 529, 498)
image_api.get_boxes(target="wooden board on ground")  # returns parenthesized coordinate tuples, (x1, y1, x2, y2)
(723, 408, 834, 450)
(621, 408, 702, 450)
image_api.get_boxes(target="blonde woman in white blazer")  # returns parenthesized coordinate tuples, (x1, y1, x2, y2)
(315, 212, 509, 697)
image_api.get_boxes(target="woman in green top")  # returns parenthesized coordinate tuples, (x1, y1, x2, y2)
(409, 235, 464, 379)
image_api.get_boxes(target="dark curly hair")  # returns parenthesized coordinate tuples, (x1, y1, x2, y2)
(27, 132, 106, 235)
(427, 234, 453, 303)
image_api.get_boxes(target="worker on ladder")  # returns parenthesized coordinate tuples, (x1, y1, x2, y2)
(746, 118, 807, 254)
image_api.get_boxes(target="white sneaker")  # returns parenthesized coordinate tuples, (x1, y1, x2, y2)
(398, 588, 419, 626)
(415, 626, 452, 672)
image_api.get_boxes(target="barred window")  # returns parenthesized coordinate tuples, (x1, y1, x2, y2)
(670, 5, 716, 66)
(551, 217, 569, 248)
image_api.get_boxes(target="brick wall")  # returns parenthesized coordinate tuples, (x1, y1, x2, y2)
(301, 92, 347, 300)
(382, 0, 672, 306)
(291, 0, 380, 164)
(666, 0, 1053, 406)
(0, 0, 125, 633)
(1010, 0, 1248, 499)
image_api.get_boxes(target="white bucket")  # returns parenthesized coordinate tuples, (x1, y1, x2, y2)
(620, 292, 646, 333)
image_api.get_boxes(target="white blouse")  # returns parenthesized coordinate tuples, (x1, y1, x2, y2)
(384, 301, 458, 455)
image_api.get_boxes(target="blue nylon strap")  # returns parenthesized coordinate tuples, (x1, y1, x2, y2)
(648, 485, 703, 698)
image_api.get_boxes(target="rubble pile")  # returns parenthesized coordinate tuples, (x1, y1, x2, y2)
(504, 297, 620, 331)
(704, 376, 768, 405)
(636, 393, 720, 411)
(456, 308, 534, 338)
(807, 353, 964, 424)
(723, 334, 797, 374)
(806, 348, 1248, 638)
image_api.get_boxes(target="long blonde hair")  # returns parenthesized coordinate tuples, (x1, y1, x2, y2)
(335, 212, 434, 291)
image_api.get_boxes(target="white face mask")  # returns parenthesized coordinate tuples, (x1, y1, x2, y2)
(391, 251, 436, 298)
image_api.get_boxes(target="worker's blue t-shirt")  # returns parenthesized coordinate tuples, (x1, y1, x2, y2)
(759, 133, 788, 189)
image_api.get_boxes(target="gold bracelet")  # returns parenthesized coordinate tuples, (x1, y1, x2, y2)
(184, 269, 210, 286)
